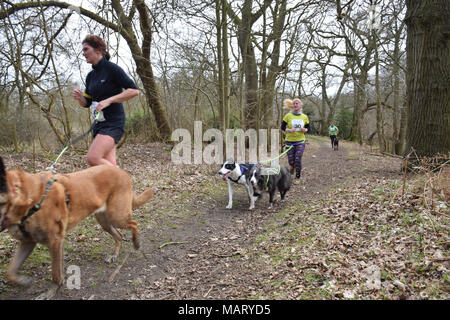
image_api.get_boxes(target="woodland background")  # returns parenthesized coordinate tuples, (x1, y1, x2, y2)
(0, 0, 448, 159)
(0, 0, 449, 301)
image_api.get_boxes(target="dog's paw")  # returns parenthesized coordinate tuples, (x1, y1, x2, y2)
(226, 204, 232, 209)
(34, 284, 59, 300)
(268, 203, 273, 209)
(248, 205, 255, 210)
(7, 274, 32, 287)
(17, 275, 32, 287)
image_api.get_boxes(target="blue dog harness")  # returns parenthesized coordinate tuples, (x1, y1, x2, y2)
(228, 163, 256, 183)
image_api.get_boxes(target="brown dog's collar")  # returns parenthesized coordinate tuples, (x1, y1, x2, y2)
(19, 177, 57, 238)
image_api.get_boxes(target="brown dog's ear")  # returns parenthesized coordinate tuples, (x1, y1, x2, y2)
(0, 156, 7, 194)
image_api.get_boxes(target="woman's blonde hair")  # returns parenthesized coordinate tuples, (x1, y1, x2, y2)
(283, 98, 302, 110)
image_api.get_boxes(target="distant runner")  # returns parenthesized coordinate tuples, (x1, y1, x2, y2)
(329, 122, 339, 149)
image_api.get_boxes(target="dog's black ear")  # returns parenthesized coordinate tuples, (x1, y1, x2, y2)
(0, 156, 7, 193)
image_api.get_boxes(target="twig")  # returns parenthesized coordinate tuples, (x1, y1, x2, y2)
(364, 152, 384, 157)
(364, 151, 404, 159)
(203, 285, 214, 298)
(401, 153, 409, 196)
(381, 152, 405, 159)
(434, 211, 450, 218)
(108, 252, 130, 283)
(420, 208, 437, 233)
(212, 251, 241, 258)
(431, 257, 450, 263)
(140, 248, 149, 261)
(159, 241, 186, 249)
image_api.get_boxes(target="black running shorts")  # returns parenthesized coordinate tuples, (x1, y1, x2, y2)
(93, 125, 124, 144)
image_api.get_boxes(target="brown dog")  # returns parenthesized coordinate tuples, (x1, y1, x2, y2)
(0, 156, 153, 299)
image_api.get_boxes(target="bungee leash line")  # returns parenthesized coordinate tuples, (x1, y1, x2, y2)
(258, 144, 293, 165)
(258, 139, 305, 165)
(46, 111, 100, 172)
(257, 144, 291, 186)
(258, 145, 292, 164)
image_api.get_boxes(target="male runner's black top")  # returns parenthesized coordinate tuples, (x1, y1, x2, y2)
(84, 56, 138, 129)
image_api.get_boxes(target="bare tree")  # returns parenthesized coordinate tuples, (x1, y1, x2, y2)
(0, 0, 172, 141)
(0, 3, 73, 150)
(378, 0, 406, 154)
(303, 23, 350, 135)
(330, 1, 377, 144)
(227, 0, 272, 130)
(215, 0, 230, 132)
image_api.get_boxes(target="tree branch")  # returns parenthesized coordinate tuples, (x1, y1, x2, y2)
(0, 1, 122, 34)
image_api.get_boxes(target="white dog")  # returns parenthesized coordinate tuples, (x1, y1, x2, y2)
(218, 158, 258, 210)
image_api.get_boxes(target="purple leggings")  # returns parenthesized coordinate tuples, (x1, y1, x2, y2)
(286, 142, 306, 178)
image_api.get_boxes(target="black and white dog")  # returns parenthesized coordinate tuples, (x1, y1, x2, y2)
(250, 165, 291, 209)
(218, 158, 258, 210)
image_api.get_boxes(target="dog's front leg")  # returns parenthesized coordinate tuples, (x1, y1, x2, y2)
(245, 183, 256, 210)
(280, 190, 287, 201)
(35, 238, 64, 300)
(6, 240, 36, 286)
(226, 180, 233, 209)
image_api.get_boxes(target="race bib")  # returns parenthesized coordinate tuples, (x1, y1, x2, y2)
(291, 119, 304, 131)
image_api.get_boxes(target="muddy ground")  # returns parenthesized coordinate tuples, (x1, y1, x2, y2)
(0, 136, 448, 300)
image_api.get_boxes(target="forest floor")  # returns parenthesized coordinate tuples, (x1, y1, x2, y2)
(0, 135, 448, 300)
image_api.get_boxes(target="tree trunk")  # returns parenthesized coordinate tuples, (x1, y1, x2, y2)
(215, 0, 225, 131)
(238, 0, 259, 130)
(349, 75, 365, 143)
(114, 0, 171, 141)
(397, 95, 408, 155)
(229, 0, 271, 130)
(374, 33, 384, 152)
(320, 66, 328, 136)
(260, 0, 286, 130)
(222, 0, 230, 130)
(404, 0, 450, 157)
(392, 29, 401, 154)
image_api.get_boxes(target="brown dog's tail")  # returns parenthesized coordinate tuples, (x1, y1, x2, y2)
(132, 188, 153, 208)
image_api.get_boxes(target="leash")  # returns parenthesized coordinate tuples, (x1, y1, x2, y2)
(258, 138, 306, 166)
(258, 145, 293, 165)
(258, 141, 304, 185)
(46, 111, 100, 172)
(263, 166, 281, 188)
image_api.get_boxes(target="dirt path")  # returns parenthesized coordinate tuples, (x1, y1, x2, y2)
(0, 138, 405, 299)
